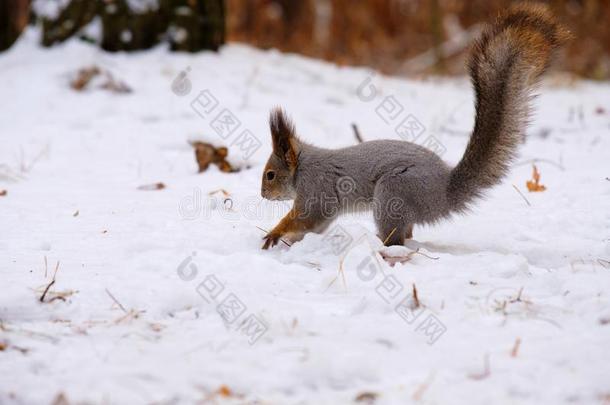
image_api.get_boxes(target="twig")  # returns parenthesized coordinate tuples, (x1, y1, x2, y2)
(39, 280, 55, 303)
(255, 225, 292, 247)
(512, 184, 531, 207)
(509, 287, 525, 303)
(412, 284, 420, 308)
(413, 250, 440, 260)
(39, 261, 60, 303)
(20, 144, 50, 174)
(510, 338, 521, 357)
(105, 288, 128, 314)
(351, 123, 364, 144)
(208, 189, 231, 197)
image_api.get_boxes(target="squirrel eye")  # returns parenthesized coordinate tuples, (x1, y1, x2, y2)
(266, 171, 276, 181)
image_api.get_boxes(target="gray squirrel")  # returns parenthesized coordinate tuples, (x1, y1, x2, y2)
(260, 3, 569, 249)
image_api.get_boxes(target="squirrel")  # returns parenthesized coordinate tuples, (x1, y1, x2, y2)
(260, 4, 569, 250)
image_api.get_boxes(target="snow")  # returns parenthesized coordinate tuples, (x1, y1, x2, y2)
(32, 0, 72, 20)
(1, 28, 610, 404)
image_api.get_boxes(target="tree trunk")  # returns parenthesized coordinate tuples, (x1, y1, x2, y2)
(0, 0, 30, 51)
(168, 0, 225, 52)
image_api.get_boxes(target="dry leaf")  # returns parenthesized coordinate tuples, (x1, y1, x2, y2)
(526, 164, 546, 192)
(71, 66, 131, 94)
(0, 189, 6, 196)
(190, 141, 238, 173)
(71, 66, 100, 90)
(100, 74, 132, 94)
(355, 392, 378, 403)
(217, 385, 232, 397)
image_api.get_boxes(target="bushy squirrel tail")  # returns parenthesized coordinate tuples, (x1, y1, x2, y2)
(447, 3, 569, 212)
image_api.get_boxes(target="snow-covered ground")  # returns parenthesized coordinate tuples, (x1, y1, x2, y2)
(1, 29, 610, 405)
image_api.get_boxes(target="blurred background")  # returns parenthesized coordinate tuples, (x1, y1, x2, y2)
(1, 0, 609, 80)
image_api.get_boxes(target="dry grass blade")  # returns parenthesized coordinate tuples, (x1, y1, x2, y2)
(512, 184, 531, 206)
(209, 189, 231, 197)
(597, 259, 610, 269)
(351, 123, 364, 143)
(115, 309, 145, 324)
(105, 288, 128, 314)
(382, 228, 397, 245)
(255, 225, 292, 247)
(412, 372, 435, 401)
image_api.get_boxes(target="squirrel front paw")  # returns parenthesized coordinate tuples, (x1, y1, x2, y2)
(262, 232, 282, 249)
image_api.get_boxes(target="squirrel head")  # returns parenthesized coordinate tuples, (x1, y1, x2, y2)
(261, 108, 299, 201)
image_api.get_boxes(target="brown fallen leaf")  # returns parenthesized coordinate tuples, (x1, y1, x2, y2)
(71, 66, 100, 90)
(71, 66, 131, 94)
(137, 182, 166, 191)
(526, 164, 546, 192)
(190, 141, 238, 173)
(217, 385, 232, 397)
(355, 392, 378, 403)
(0, 189, 7, 196)
(100, 73, 132, 94)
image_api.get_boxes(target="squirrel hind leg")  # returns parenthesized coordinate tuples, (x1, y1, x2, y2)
(373, 174, 417, 246)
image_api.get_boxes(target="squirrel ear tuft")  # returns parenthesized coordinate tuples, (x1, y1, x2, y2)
(269, 107, 298, 169)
